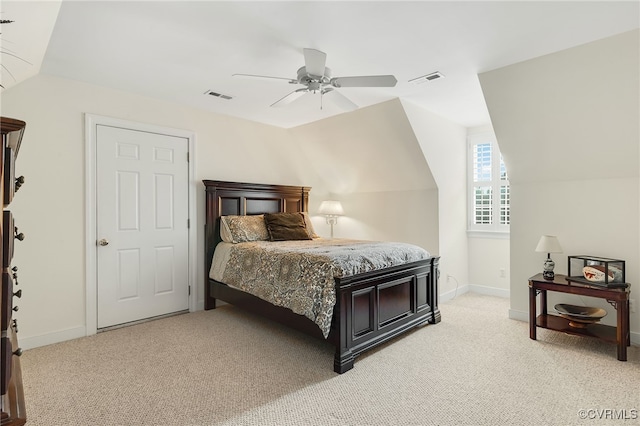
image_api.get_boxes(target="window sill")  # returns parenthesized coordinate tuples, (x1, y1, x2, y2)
(467, 230, 510, 240)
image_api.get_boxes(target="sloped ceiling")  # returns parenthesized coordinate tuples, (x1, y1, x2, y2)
(2, 1, 638, 129)
(290, 98, 437, 194)
(479, 30, 639, 184)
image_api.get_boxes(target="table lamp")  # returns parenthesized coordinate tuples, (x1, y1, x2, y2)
(318, 200, 344, 239)
(535, 235, 563, 280)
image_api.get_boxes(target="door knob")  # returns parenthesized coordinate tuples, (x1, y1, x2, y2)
(98, 238, 109, 246)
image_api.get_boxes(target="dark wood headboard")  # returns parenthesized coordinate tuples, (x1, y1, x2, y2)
(203, 180, 310, 308)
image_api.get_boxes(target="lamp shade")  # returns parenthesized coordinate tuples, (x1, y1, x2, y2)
(535, 235, 563, 253)
(318, 200, 344, 216)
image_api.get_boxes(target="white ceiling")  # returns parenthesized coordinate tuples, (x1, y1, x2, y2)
(3, 1, 639, 129)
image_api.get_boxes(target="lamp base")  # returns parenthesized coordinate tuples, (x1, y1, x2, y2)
(542, 256, 555, 281)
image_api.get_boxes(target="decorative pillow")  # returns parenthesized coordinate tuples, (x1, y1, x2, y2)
(220, 215, 270, 243)
(264, 212, 312, 241)
(301, 212, 320, 239)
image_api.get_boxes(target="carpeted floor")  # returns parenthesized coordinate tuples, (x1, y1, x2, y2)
(20, 293, 639, 425)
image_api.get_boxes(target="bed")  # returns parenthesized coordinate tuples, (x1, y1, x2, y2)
(204, 180, 441, 373)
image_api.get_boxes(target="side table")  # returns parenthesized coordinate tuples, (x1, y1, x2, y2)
(529, 273, 630, 361)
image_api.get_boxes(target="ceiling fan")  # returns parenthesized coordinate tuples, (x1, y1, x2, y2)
(233, 48, 397, 111)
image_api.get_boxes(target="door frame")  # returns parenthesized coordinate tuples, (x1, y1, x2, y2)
(85, 113, 197, 335)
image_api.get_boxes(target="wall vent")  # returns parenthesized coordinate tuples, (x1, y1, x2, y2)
(204, 90, 233, 100)
(408, 71, 445, 85)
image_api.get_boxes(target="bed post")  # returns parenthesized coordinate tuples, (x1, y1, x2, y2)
(334, 288, 355, 374)
(429, 256, 441, 324)
(204, 182, 218, 310)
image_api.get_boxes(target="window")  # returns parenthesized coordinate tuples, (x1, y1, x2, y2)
(468, 133, 509, 234)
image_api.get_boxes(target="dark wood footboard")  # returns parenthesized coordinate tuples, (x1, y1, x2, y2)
(333, 257, 440, 373)
(203, 180, 440, 373)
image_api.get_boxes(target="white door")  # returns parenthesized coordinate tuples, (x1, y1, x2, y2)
(96, 125, 189, 328)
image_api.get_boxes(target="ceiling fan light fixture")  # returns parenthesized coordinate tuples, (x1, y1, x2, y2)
(409, 71, 445, 85)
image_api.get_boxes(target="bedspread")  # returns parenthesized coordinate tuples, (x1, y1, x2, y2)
(210, 239, 430, 337)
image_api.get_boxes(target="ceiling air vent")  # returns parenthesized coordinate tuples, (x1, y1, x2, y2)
(408, 71, 445, 85)
(204, 90, 233, 100)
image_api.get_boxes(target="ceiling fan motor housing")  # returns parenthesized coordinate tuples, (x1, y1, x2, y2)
(296, 66, 332, 91)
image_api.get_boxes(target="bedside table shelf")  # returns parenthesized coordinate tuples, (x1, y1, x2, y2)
(535, 314, 618, 344)
(528, 273, 630, 361)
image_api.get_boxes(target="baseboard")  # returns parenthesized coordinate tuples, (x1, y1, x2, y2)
(440, 285, 469, 302)
(469, 284, 510, 298)
(509, 308, 528, 322)
(20, 326, 87, 351)
(441, 284, 509, 302)
(20, 293, 639, 349)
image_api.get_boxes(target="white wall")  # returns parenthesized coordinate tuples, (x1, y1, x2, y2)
(480, 30, 639, 339)
(400, 99, 469, 299)
(467, 237, 510, 297)
(0, 74, 306, 346)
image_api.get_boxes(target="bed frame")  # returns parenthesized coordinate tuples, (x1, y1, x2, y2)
(203, 180, 441, 373)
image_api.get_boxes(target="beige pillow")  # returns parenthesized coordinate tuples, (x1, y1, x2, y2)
(220, 215, 269, 243)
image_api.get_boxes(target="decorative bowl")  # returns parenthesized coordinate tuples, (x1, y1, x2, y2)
(554, 303, 607, 328)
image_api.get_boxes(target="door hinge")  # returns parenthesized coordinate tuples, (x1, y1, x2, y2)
(187, 218, 190, 229)
(187, 152, 190, 162)
(188, 285, 191, 296)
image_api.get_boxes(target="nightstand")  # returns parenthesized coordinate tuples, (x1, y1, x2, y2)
(528, 273, 630, 361)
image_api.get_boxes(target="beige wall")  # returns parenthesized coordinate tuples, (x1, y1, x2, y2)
(290, 99, 440, 254)
(465, 125, 510, 297)
(2, 74, 465, 348)
(400, 99, 469, 298)
(467, 237, 510, 297)
(291, 99, 471, 299)
(1, 74, 304, 346)
(480, 30, 639, 339)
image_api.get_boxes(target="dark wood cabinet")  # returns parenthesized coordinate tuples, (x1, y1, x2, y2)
(0, 117, 26, 426)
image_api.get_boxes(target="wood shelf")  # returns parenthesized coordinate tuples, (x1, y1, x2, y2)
(535, 314, 617, 344)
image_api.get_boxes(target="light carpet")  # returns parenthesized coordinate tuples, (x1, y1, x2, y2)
(20, 293, 639, 425)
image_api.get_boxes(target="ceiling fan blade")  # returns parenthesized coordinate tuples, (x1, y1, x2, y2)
(331, 75, 398, 88)
(270, 88, 308, 107)
(321, 88, 358, 111)
(303, 48, 327, 77)
(233, 73, 295, 83)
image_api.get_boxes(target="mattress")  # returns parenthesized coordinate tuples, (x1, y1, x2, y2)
(210, 238, 430, 337)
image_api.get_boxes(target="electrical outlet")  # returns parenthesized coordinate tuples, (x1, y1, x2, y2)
(630, 299, 636, 313)
(446, 274, 451, 283)
(500, 268, 506, 278)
